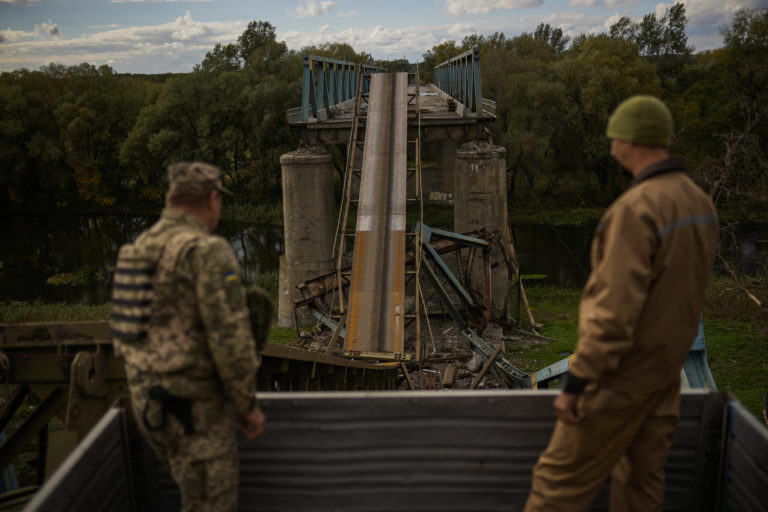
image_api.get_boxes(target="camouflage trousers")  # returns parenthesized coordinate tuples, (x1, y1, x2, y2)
(128, 377, 239, 512)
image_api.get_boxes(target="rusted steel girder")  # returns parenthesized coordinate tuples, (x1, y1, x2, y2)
(345, 73, 408, 359)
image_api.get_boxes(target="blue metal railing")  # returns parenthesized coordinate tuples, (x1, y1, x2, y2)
(297, 55, 386, 123)
(434, 46, 483, 114)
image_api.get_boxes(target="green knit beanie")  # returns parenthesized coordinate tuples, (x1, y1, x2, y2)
(606, 95, 673, 148)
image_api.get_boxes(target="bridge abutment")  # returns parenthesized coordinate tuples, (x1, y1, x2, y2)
(278, 147, 337, 327)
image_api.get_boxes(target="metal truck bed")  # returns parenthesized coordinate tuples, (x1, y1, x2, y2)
(24, 390, 768, 511)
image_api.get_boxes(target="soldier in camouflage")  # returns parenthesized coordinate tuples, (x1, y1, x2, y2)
(110, 161, 265, 511)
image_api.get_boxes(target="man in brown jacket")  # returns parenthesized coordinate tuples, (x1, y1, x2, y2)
(524, 96, 719, 512)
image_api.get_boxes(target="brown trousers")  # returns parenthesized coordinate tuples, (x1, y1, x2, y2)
(525, 383, 680, 512)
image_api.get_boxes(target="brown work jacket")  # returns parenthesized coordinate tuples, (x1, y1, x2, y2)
(569, 158, 719, 392)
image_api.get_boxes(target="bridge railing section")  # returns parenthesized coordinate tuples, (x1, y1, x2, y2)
(297, 55, 386, 123)
(434, 46, 483, 115)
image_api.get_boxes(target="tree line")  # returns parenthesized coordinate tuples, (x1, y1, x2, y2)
(0, 7, 765, 216)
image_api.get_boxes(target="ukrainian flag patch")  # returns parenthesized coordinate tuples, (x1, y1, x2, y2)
(224, 270, 242, 306)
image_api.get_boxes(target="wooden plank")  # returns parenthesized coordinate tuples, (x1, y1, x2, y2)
(442, 364, 456, 387)
(400, 363, 415, 390)
(470, 346, 502, 390)
(325, 315, 346, 355)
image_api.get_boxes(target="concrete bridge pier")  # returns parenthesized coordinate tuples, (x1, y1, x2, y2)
(453, 142, 510, 316)
(420, 140, 460, 205)
(278, 147, 337, 327)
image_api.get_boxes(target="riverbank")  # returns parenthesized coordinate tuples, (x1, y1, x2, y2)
(2, 276, 764, 420)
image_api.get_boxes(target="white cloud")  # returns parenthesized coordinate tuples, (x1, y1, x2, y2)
(679, 0, 768, 50)
(281, 23, 440, 60)
(291, 0, 336, 18)
(0, 0, 40, 4)
(437, 0, 543, 17)
(0, 11, 246, 73)
(603, 0, 645, 7)
(110, 0, 212, 3)
(338, 9, 361, 18)
(0, 28, 31, 43)
(34, 20, 61, 40)
(603, 13, 624, 30)
(171, 10, 209, 40)
(569, 0, 598, 6)
(447, 22, 476, 37)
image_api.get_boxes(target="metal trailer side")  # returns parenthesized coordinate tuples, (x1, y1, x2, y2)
(25, 390, 768, 512)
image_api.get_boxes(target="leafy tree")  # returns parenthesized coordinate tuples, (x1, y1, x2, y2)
(689, 8, 768, 207)
(302, 42, 371, 63)
(554, 35, 660, 194)
(124, 22, 303, 202)
(420, 40, 462, 83)
(533, 23, 570, 53)
(609, 3, 693, 85)
(238, 21, 278, 62)
(199, 43, 241, 73)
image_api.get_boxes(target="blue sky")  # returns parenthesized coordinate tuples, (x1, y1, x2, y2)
(0, 0, 764, 73)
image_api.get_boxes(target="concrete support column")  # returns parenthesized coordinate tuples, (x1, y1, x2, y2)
(278, 147, 337, 327)
(453, 142, 510, 316)
(420, 140, 459, 205)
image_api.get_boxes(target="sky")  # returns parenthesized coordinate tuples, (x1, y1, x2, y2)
(0, 0, 766, 74)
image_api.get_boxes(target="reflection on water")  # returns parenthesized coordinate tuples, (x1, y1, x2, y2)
(0, 214, 765, 304)
(512, 220, 768, 289)
(512, 223, 595, 288)
(0, 214, 284, 304)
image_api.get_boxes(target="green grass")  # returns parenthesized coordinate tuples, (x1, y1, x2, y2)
(705, 319, 768, 417)
(508, 285, 580, 373)
(267, 326, 302, 345)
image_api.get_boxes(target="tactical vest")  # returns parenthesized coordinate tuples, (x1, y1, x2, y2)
(110, 230, 205, 374)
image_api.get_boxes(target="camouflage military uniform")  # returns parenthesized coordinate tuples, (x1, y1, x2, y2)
(111, 206, 259, 512)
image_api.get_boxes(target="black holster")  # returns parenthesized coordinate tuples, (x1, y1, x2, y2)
(142, 385, 195, 435)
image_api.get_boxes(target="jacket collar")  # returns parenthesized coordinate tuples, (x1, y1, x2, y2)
(160, 207, 209, 233)
(632, 157, 685, 186)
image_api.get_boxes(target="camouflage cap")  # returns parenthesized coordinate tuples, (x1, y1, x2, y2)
(166, 161, 232, 198)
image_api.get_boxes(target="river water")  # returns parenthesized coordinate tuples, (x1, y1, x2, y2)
(0, 214, 283, 304)
(0, 214, 765, 304)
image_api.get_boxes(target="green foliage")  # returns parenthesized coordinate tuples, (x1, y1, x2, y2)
(533, 23, 570, 54)
(221, 200, 283, 224)
(675, 8, 768, 209)
(0, 301, 111, 323)
(250, 270, 279, 297)
(0, 8, 766, 222)
(609, 3, 693, 85)
(45, 265, 110, 286)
